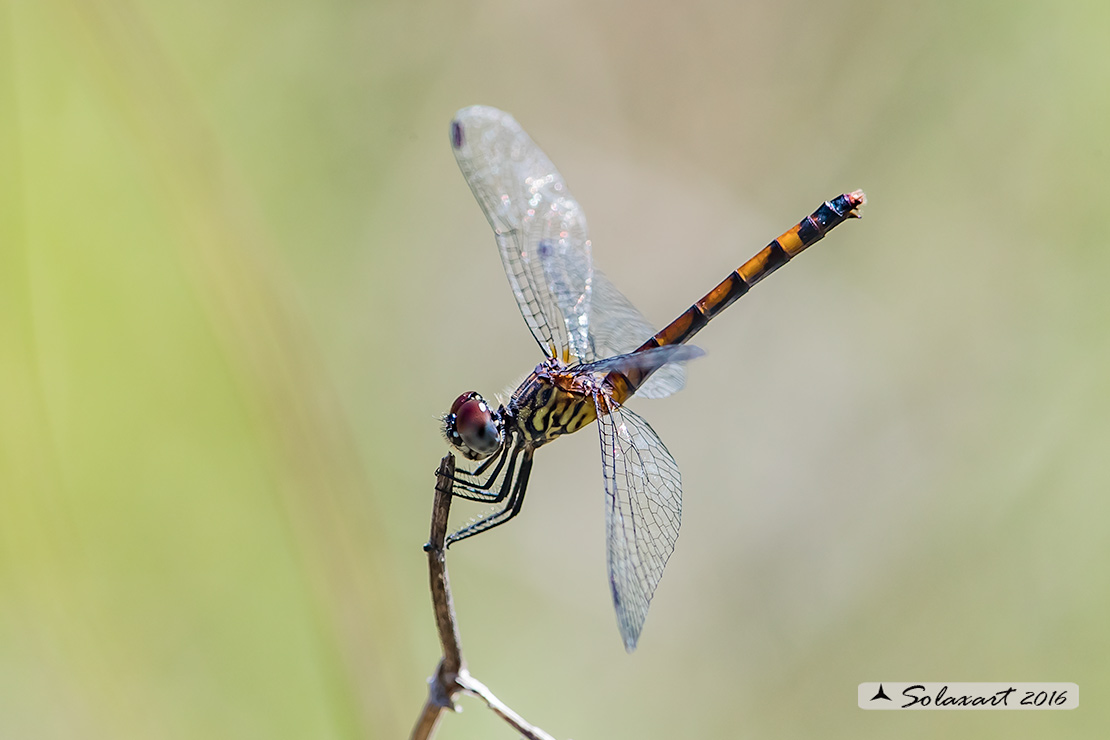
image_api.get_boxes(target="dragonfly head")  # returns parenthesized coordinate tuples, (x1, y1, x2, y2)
(443, 391, 504, 460)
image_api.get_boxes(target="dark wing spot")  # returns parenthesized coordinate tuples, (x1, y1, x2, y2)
(451, 120, 464, 149)
(537, 239, 553, 258)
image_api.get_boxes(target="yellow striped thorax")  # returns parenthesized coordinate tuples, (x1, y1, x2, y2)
(509, 358, 602, 446)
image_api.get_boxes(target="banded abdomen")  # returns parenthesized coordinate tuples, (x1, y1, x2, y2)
(607, 190, 866, 403)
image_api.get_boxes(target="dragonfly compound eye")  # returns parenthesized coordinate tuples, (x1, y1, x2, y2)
(444, 392, 502, 459)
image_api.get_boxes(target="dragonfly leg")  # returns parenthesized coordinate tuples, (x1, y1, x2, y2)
(450, 482, 503, 502)
(449, 442, 520, 505)
(446, 450, 534, 546)
(449, 438, 512, 492)
(448, 441, 515, 502)
(452, 442, 506, 478)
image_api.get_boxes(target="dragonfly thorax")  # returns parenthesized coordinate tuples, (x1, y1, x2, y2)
(507, 360, 601, 446)
(443, 391, 505, 460)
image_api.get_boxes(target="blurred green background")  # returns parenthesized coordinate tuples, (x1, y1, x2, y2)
(3, 0, 1108, 737)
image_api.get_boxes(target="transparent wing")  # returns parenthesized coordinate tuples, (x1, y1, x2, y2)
(451, 106, 592, 360)
(574, 344, 704, 376)
(595, 398, 682, 651)
(588, 270, 688, 399)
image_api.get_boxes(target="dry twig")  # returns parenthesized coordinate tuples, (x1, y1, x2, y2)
(410, 455, 560, 740)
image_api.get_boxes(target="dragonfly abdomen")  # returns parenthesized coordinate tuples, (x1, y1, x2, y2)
(611, 191, 866, 398)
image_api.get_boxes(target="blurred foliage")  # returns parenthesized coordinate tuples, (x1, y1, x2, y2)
(2, 0, 1109, 738)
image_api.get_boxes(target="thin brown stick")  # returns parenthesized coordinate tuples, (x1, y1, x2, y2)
(426, 455, 464, 674)
(410, 455, 560, 740)
(456, 673, 556, 740)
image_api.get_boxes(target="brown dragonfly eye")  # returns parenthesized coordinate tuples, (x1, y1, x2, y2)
(444, 392, 502, 459)
(449, 391, 478, 416)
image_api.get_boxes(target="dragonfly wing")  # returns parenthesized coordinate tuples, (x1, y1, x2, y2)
(588, 270, 688, 399)
(595, 397, 682, 651)
(451, 106, 593, 361)
(574, 344, 704, 376)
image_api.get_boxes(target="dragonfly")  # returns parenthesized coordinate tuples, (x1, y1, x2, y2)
(442, 105, 865, 651)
